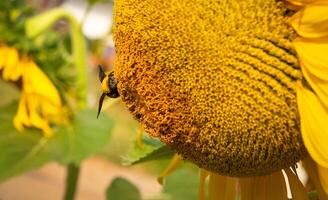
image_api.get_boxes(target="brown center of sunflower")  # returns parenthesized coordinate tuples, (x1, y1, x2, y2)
(113, 0, 307, 176)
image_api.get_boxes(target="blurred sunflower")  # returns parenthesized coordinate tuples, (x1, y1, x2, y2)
(0, 44, 67, 137)
(110, 0, 328, 199)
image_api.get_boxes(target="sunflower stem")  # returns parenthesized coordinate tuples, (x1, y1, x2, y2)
(64, 163, 80, 200)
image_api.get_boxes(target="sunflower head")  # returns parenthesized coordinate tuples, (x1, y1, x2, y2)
(113, 0, 308, 176)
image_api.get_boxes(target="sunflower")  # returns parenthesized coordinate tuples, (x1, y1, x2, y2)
(111, 0, 328, 199)
(0, 44, 67, 137)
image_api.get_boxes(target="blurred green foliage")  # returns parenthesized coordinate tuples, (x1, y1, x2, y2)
(106, 177, 142, 200)
(0, 0, 75, 101)
(106, 166, 201, 200)
(0, 97, 114, 180)
(162, 168, 201, 200)
(87, 0, 113, 6)
(0, 0, 114, 184)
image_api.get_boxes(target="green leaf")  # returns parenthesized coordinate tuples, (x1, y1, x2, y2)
(0, 104, 52, 180)
(0, 102, 114, 181)
(49, 109, 114, 164)
(106, 177, 142, 200)
(122, 135, 175, 166)
(162, 168, 200, 200)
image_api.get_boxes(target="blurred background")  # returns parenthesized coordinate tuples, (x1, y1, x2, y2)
(0, 0, 201, 199)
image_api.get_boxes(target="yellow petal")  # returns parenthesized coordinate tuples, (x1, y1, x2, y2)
(13, 93, 30, 132)
(22, 60, 65, 130)
(137, 125, 144, 148)
(297, 83, 328, 167)
(291, 1, 328, 38)
(208, 172, 237, 200)
(2, 47, 19, 81)
(303, 157, 328, 200)
(26, 94, 53, 137)
(239, 171, 287, 200)
(0, 46, 8, 70)
(47, 106, 68, 126)
(38, 94, 61, 115)
(287, 0, 320, 8)
(157, 154, 182, 185)
(318, 165, 328, 196)
(284, 168, 308, 200)
(286, 3, 306, 11)
(23, 60, 61, 106)
(288, 0, 323, 4)
(294, 38, 328, 108)
(9, 65, 23, 81)
(9, 57, 26, 81)
(199, 169, 209, 200)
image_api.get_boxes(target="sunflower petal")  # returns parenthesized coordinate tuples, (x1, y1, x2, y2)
(318, 165, 328, 196)
(291, 1, 328, 38)
(9, 62, 23, 81)
(137, 125, 144, 148)
(303, 157, 328, 200)
(199, 169, 209, 200)
(0, 46, 8, 70)
(2, 47, 19, 81)
(239, 171, 287, 200)
(13, 93, 30, 132)
(208, 172, 237, 200)
(284, 168, 308, 200)
(297, 83, 328, 167)
(287, 0, 320, 8)
(157, 154, 182, 185)
(294, 38, 328, 108)
(26, 94, 53, 137)
(23, 60, 61, 106)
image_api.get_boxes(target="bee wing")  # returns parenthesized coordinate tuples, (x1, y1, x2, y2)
(98, 65, 106, 82)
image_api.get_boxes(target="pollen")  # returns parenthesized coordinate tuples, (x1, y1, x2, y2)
(113, 0, 307, 176)
(101, 75, 110, 93)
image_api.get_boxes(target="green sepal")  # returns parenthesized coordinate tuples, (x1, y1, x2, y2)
(122, 134, 175, 166)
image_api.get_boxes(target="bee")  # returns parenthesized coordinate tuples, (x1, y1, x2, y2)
(97, 65, 120, 118)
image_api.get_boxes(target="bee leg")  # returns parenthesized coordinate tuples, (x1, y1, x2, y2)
(97, 93, 106, 118)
